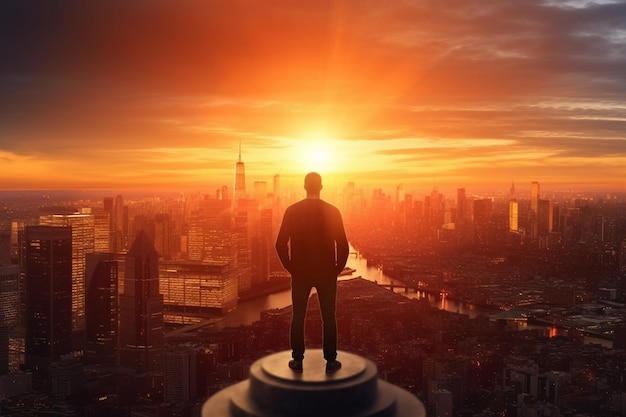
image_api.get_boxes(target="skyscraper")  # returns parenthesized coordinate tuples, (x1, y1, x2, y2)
(90, 207, 111, 253)
(530, 181, 540, 215)
(105, 195, 127, 253)
(234, 144, 246, 203)
(118, 231, 164, 373)
(537, 198, 554, 236)
(509, 200, 519, 232)
(24, 226, 72, 375)
(456, 188, 467, 224)
(85, 253, 119, 364)
(159, 259, 237, 319)
(473, 199, 493, 246)
(164, 349, 197, 404)
(253, 181, 268, 207)
(0, 265, 19, 375)
(530, 181, 540, 239)
(40, 212, 95, 331)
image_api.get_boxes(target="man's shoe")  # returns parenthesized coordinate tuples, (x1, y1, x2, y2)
(325, 360, 342, 373)
(289, 359, 303, 373)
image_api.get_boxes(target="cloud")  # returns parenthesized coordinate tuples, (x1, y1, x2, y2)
(1, 0, 625, 190)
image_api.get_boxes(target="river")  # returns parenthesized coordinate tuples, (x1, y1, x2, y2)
(209, 246, 612, 348)
(215, 246, 492, 329)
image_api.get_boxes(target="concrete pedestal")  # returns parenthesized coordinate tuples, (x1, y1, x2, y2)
(202, 350, 426, 417)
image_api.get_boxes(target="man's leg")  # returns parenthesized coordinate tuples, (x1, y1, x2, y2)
(315, 280, 338, 362)
(290, 279, 312, 361)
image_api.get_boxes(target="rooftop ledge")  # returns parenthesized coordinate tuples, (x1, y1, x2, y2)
(202, 349, 426, 417)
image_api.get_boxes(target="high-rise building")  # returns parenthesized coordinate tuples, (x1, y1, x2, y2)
(456, 188, 467, 224)
(154, 213, 172, 259)
(473, 199, 493, 245)
(118, 231, 164, 373)
(395, 184, 404, 212)
(164, 349, 197, 404)
(253, 181, 267, 206)
(40, 212, 95, 331)
(159, 259, 237, 320)
(48, 357, 85, 396)
(234, 144, 246, 203)
(0, 228, 10, 265)
(273, 174, 280, 204)
(90, 207, 110, 253)
(0, 265, 19, 375)
(233, 200, 252, 293)
(530, 181, 540, 214)
(250, 208, 272, 288)
(426, 189, 444, 231)
(537, 198, 554, 237)
(105, 195, 127, 253)
(85, 253, 119, 364)
(509, 200, 519, 232)
(24, 226, 72, 375)
(530, 181, 540, 239)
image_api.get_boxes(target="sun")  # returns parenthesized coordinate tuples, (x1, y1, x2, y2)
(292, 133, 339, 174)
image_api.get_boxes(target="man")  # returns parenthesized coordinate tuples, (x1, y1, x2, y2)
(275, 172, 349, 373)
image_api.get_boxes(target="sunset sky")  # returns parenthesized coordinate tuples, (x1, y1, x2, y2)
(1, 0, 625, 195)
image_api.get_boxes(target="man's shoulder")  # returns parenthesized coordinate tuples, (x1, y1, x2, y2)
(288, 199, 339, 211)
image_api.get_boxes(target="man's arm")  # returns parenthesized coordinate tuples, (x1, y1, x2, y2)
(275, 210, 292, 274)
(334, 211, 349, 275)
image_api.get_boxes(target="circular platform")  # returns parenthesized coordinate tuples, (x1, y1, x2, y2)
(202, 350, 426, 417)
(239, 350, 385, 416)
(260, 350, 367, 384)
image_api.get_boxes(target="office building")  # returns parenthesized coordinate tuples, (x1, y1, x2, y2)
(48, 357, 86, 396)
(159, 259, 237, 321)
(164, 349, 197, 404)
(473, 198, 493, 245)
(509, 200, 519, 232)
(85, 253, 119, 364)
(0, 265, 19, 375)
(253, 181, 268, 207)
(39, 212, 95, 331)
(530, 181, 540, 239)
(118, 231, 164, 373)
(250, 208, 272, 288)
(24, 226, 72, 375)
(90, 207, 110, 253)
(105, 195, 127, 253)
(456, 188, 467, 225)
(234, 145, 246, 203)
(537, 198, 554, 236)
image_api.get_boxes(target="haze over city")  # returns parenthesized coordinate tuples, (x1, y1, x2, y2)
(1, 0, 626, 192)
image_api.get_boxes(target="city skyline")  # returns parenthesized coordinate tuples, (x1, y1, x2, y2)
(1, 1, 626, 192)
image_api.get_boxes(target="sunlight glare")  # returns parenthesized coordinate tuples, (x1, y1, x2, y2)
(293, 133, 339, 174)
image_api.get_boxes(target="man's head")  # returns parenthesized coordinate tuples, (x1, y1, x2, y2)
(304, 172, 323, 196)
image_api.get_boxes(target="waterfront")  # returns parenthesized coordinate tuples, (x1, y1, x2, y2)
(201, 247, 613, 349)
(212, 246, 494, 330)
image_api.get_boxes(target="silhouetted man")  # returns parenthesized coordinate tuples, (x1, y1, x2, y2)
(275, 172, 349, 373)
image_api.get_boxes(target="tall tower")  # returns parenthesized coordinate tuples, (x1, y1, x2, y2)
(530, 181, 540, 239)
(40, 212, 95, 331)
(509, 200, 519, 232)
(24, 226, 72, 375)
(164, 349, 198, 404)
(0, 265, 19, 375)
(85, 253, 119, 365)
(530, 181, 540, 215)
(234, 143, 246, 203)
(456, 188, 467, 224)
(118, 231, 164, 373)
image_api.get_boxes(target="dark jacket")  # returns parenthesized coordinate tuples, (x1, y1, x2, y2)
(275, 198, 349, 281)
